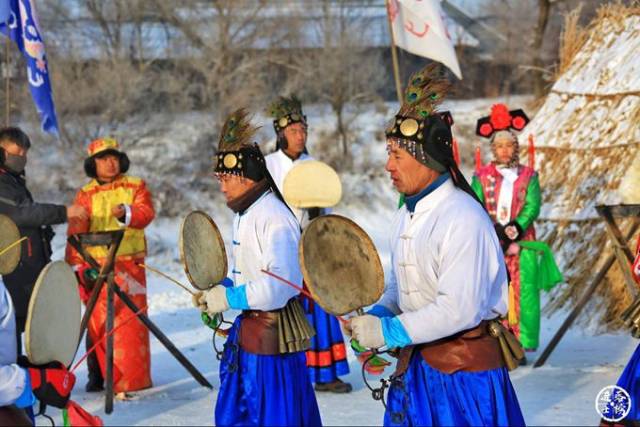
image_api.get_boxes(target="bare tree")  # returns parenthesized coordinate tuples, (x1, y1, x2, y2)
(532, 0, 551, 98)
(152, 0, 285, 122)
(40, 0, 170, 150)
(278, 0, 385, 168)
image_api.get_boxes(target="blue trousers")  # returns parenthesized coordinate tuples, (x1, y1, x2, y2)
(617, 343, 640, 422)
(215, 316, 322, 426)
(385, 352, 525, 426)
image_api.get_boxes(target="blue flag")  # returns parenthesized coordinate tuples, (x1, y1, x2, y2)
(0, 0, 58, 135)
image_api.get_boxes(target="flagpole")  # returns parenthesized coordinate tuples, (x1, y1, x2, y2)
(385, 0, 403, 105)
(4, 22, 9, 127)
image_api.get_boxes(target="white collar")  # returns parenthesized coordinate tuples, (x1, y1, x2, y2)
(276, 149, 309, 163)
(411, 178, 456, 214)
(496, 167, 519, 183)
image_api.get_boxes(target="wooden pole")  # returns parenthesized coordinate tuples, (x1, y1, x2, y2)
(112, 285, 212, 389)
(105, 272, 115, 414)
(533, 220, 640, 368)
(69, 233, 213, 392)
(385, 0, 403, 105)
(4, 19, 10, 127)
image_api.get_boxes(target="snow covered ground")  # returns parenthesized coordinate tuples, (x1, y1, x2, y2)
(17, 95, 636, 425)
(37, 208, 638, 426)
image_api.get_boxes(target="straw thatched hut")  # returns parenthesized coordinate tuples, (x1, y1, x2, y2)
(524, 3, 640, 330)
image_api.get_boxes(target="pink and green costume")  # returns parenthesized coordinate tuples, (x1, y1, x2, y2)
(472, 164, 561, 349)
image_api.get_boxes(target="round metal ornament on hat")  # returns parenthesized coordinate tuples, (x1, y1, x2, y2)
(0, 214, 21, 275)
(299, 215, 384, 316)
(25, 261, 81, 366)
(283, 161, 342, 208)
(179, 210, 228, 290)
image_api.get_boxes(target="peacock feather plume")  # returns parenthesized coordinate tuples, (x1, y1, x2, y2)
(218, 108, 259, 152)
(267, 95, 303, 119)
(399, 63, 451, 119)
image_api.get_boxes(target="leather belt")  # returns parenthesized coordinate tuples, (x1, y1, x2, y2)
(239, 309, 281, 355)
(394, 320, 505, 377)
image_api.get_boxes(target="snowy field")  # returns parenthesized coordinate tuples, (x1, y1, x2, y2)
(36, 211, 638, 426)
(14, 95, 635, 425)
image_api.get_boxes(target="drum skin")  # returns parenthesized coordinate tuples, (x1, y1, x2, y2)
(180, 210, 228, 290)
(283, 161, 342, 209)
(0, 214, 21, 275)
(300, 215, 384, 316)
(25, 261, 81, 366)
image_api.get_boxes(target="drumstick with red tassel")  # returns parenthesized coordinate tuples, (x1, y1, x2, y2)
(261, 269, 392, 375)
(261, 269, 348, 324)
(71, 305, 148, 373)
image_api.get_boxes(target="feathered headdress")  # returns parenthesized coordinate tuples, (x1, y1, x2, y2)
(214, 108, 266, 180)
(386, 64, 453, 144)
(268, 95, 306, 134)
(385, 63, 454, 172)
(398, 63, 451, 120)
(218, 108, 259, 152)
(386, 63, 485, 205)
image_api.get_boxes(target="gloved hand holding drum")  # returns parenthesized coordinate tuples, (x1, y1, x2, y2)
(180, 210, 229, 330)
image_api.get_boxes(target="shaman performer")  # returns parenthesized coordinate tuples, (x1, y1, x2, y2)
(0, 127, 87, 352)
(265, 96, 351, 393)
(471, 104, 562, 354)
(193, 109, 321, 426)
(65, 138, 155, 396)
(265, 95, 315, 226)
(348, 64, 525, 426)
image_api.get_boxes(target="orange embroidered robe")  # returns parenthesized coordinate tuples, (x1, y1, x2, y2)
(65, 175, 155, 393)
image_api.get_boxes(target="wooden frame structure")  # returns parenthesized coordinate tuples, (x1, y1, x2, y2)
(534, 204, 640, 368)
(68, 231, 212, 414)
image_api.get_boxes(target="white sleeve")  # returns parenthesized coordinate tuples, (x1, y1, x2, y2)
(0, 286, 28, 406)
(376, 249, 401, 314)
(0, 365, 28, 406)
(245, 215, 301, 311)
(397, 217, 507, 344)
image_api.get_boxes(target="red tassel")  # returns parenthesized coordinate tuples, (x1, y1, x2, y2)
(528, 134, 535, 169)
(452, 138, 460, 166)
(475, 145, 482, 173)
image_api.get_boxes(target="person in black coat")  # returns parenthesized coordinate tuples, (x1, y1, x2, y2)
(0, 127, 87, 352)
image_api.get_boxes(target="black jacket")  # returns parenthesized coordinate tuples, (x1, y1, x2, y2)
(0, 167, 67, 319)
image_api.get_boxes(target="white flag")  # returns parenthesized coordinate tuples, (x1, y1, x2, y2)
(388, 0, 462, 79)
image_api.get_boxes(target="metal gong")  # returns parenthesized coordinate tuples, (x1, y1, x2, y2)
(0, 214, 21, 275)
(179, 210, 228, 290)
(299, 215, 384, 316)
(25, 261, 81, 366)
